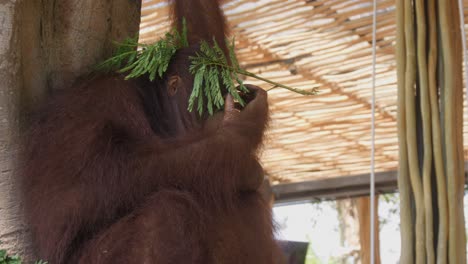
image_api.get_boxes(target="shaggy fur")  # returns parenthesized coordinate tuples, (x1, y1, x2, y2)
(20, 0, 283, 263)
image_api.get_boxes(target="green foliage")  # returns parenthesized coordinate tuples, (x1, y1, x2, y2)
(0, 248, 47, 264)
(0, 249, 21, 264)
(96, 19, 189, 82)
(188, 37, 248, 115)
(95, 36, 140, 73)
(98, 18, 317, 116)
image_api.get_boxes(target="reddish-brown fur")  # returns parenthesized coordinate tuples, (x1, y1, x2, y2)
(20, 0, 283, 263)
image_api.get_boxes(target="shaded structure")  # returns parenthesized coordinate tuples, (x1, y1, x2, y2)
(139, 0, 468, 189)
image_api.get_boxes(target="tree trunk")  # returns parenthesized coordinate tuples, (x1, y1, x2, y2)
(0, 0, 141, 260)
(336, 196, 380, 264)
(0, 1, 27, 258)
(336, 199, 361, 263)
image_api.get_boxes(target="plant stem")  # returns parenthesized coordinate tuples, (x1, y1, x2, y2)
(200, 61, 317, 95)
(242, 71, 317, 95)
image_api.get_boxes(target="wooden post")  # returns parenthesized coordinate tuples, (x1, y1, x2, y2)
(357, 196, 381, 264)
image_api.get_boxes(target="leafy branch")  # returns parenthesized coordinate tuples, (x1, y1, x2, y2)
(188, 37, 250, 115)
(189, 37, 317, 114)
(97, 20, 317, 115)
(96, 19, 189, 82)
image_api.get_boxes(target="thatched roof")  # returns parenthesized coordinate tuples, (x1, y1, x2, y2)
(139, 0, 468, 185)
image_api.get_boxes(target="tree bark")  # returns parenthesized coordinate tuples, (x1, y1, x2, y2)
(336, 196, 381, 264)
(0, 0, 28, 258)
(336, 199, 361, 263)
(0, 0, 141, 261)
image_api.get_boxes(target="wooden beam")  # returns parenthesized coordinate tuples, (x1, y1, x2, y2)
(273, 170, 398, 204)
(273, 162, 468, 204)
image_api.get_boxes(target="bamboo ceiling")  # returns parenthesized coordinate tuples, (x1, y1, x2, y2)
(139, 0, 468, 185)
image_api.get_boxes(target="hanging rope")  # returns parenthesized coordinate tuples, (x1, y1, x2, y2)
(370, 0, 377, 263)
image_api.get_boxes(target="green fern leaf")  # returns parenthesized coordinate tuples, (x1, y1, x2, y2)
(189, 65, 205, 112)
(97, 17, 316, 116)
